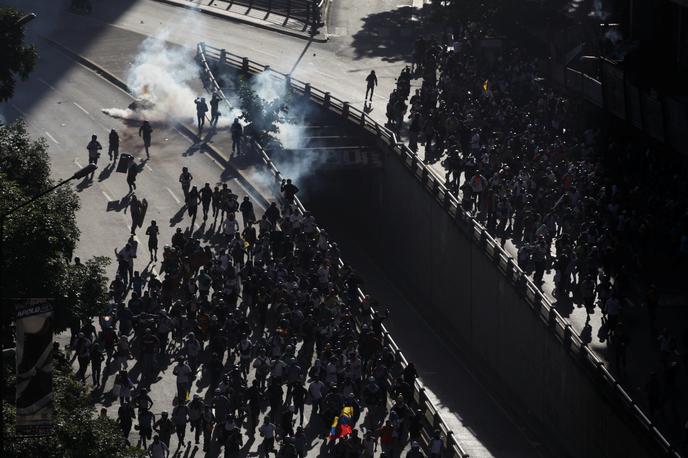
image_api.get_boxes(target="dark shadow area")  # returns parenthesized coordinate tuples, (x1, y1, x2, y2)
(4, 0, 141, 116)
(105, 193, 131, 212)
(350, 5, 431, 62)
(97, 160, 116, 181)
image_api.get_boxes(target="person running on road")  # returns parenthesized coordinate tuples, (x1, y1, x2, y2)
(126, 161, 139, 194)
(139, 121, 153, 158)
(137, 405, 155, 449)
(87, 134, 102, 179)
(129, 194, 144, 235)
(211, 185, 222, 220)
(172, 400, 190, 446)
(145, 220, 160, 261)
(281, 179, 299, 207)
(108, 129, 119, 161)
(118, 399, 136, 442)
(200, 183, 213, 221)
(365, 70, 378, 101)
(186, 186, 200, 228)
(173, 357, 193, 402)
(231, 118, 243, 157)
(148, 434, 169, 458)
(154, 412, 174, 448)
(179, 167, 193, 201)
(210, 93, 221, 128)
(239, 196, 255, 227)
(195, 97, 209, 131)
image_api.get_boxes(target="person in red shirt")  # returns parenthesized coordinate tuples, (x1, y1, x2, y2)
(377, 420, 395, 455)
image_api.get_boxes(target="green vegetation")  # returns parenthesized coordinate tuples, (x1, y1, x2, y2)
(0, 121, 111, 334)
(236, 75, 283, 147)
(2, 352, 143, 458)
(0, 6, 37, 102)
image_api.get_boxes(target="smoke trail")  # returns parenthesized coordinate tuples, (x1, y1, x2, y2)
(102, 29, 205, 124)
(251, 70, 287, 103)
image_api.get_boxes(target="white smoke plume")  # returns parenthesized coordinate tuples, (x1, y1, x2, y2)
(102, 29, 203, 124)
(251, 70, 287, 103)
(250, 70, 328, 185)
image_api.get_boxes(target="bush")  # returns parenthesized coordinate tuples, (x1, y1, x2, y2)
(2, 354, 143, 458)
(0, 121, 111, 335)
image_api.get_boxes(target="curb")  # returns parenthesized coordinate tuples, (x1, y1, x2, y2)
(151, 0, 328, 43)
(41, 36, 272, 211)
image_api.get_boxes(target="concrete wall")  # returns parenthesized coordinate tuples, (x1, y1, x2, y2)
(299, 148, 662, 458)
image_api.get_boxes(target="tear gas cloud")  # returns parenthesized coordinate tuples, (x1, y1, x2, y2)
(101, 7, 326, 188)
(249, 69, 326, 185)
(102, 29, 212, 124)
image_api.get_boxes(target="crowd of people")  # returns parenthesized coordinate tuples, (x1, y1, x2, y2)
(384, 13, 688, 445)
(67, 178, 442, 458)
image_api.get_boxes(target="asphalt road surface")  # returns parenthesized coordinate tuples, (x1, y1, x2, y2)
(4, 44, 271, 280)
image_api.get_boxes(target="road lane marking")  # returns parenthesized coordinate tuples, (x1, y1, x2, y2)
(10, 102, 28, 118)
(37, 77, 56, 90)
(75, 159, 83, 169)
(174, 128, 194, 144)
(73, 102, 90, 115)
(101, 191, 113, 201)
(45, 131, 59, 144)
(166, 187, 181, 204)
(210, 157, 224, 169)
(145, 165, 154, 172)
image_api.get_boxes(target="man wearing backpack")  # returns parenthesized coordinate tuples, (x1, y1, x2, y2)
(86, 134, 102, 179)
(148, 435, 169, 458)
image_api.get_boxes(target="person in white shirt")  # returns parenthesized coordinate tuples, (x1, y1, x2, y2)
(223, 212, 240, 240)
(173, 358, 193, 401)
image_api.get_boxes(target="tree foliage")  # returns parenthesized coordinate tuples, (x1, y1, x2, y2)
(0, 6, 38, 102)
(237, 76, 282, 147)
(2, 353, 143, 458)
(56, 256, 112, 332)
(0, 121, 110, 333)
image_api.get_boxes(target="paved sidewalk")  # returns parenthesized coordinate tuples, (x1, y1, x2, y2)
(152, 0, 328, 41)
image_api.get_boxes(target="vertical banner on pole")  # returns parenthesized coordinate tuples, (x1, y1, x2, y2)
(15, 298, 54, 437)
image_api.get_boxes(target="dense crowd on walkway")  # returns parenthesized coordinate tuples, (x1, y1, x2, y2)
(67, 178, 442, 458)
(385, 13, 688, 445)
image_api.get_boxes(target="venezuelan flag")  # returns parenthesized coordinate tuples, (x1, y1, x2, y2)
(329, 406, 354, 440)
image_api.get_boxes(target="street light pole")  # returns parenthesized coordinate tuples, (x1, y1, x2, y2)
(0, 12, 36, 35)
(0, 163, 97, 323)
(1, 163, 97, 220)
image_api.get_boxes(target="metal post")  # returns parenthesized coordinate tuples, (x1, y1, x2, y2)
(323, 92, 331, 107)
(219, 49, 227, 64)
(304, 83, 311, 98)
(342, 102, 350, 117)
(242, 57, 249, 73)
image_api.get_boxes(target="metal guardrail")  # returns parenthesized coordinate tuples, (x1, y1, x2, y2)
(197, 42, 682, 458)
(183, 0, 323, 28)
(197, 43, 470, 458)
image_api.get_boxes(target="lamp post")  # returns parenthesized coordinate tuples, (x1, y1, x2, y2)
(0, 12, 36, 34)
(0, 163, 97, 325)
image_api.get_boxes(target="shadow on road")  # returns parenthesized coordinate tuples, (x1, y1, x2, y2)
(350, 5, 431, 62)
